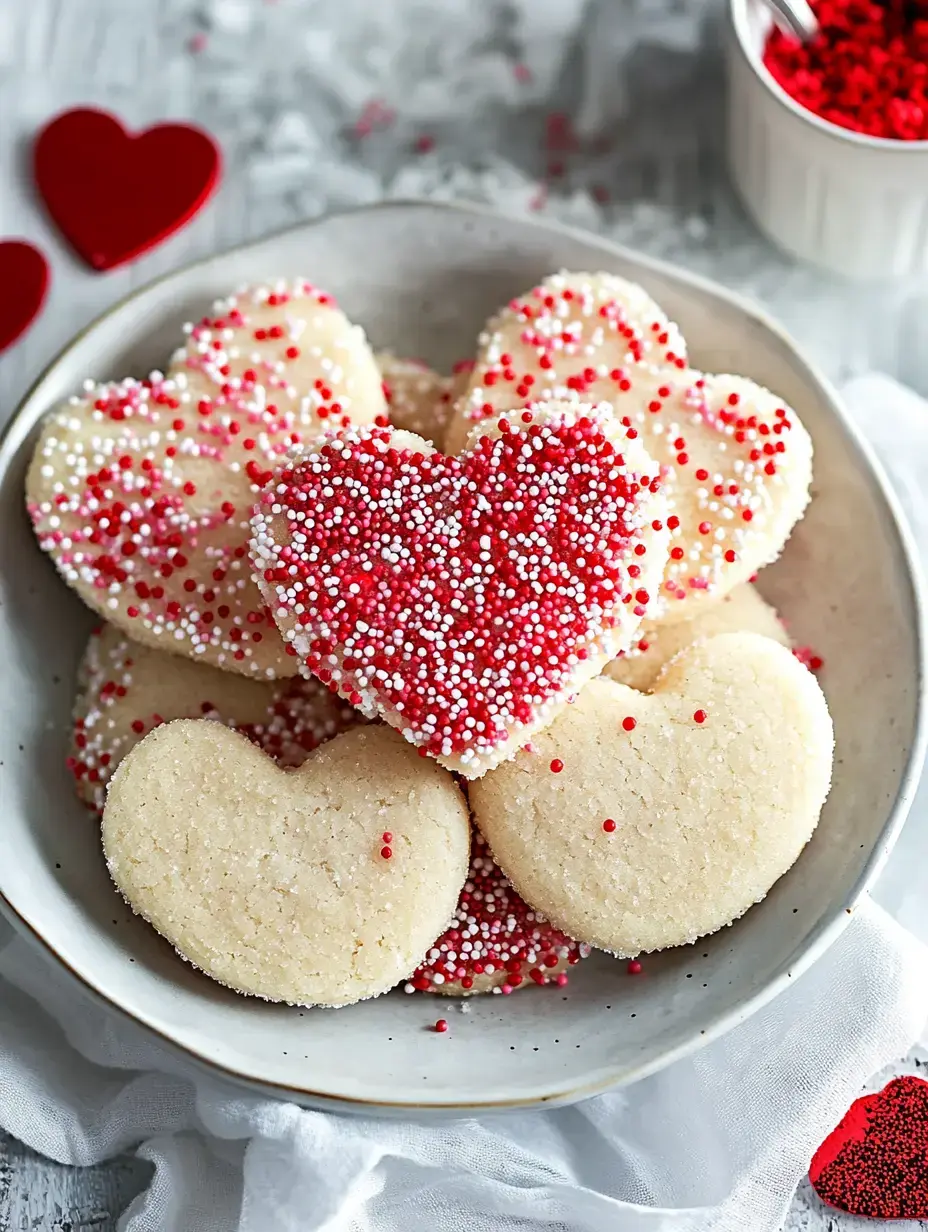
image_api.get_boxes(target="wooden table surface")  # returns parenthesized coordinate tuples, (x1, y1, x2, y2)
(1, 0, 927, 1227)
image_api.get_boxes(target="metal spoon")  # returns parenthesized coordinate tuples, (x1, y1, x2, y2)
(763, 0, 819, 41)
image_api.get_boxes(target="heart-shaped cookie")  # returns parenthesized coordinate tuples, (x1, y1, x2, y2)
(470, 632, 833, 954)
(103, 720, 471, 1007)
(604, 582, 789, 692)
(34, 107, 220, 272)
(408, 831, 590, 996)
(250, 402, 670, 777)
(27, 282, 386, 678)
(447, 273, 812, 620)
(378, 352, 453, 448)
(70, 623, 359, 814)
(809, 1076, 928, 1220)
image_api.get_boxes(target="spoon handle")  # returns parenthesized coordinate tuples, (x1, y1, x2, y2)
(765, 0, 819, 40)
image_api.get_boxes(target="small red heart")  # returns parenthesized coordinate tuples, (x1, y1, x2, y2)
(0, 241, 50, 354)
(810, 1075, 928, 1219)
(34, 107, 221, 272)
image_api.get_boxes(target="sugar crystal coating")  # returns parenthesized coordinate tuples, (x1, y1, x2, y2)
(470, 633, 834, 956)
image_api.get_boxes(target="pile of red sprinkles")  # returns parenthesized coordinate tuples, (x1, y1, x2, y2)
(810, 1075, 928, 1218)
(764, 1, 928, 140)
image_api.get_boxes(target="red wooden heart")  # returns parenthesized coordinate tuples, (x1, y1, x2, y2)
(810, 1075, 928, 1219)
(0, 241, 49, 353)
(34, 108, 221, 272)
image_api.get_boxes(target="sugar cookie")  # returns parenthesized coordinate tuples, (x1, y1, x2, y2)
(103, 721, 471, 1007)
(407, 832, 590, 996)
(251, 401, 670, 778)
(70, 623, 359, 814)
(605, 583, 789, 692)
(175, 281, 386, 421)
(27, 282, 386, 678)
(470, 633, 833, 956)
(447, 273, 812, 620)
(378, 353, 453, 447)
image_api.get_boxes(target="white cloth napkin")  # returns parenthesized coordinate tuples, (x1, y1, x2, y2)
(2, 372, 928, 1232)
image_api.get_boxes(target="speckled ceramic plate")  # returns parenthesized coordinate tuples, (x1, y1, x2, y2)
(0, 201, 924, 1115)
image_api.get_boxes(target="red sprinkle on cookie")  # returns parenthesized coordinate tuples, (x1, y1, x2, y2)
(407, 832, 590, 995)
(251, 402, 669, 776)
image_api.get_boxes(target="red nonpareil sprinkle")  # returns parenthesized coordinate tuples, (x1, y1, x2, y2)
(622, 716, 637, 732)
(810, 1076, 928, 1219)
(764, 1, 928, 141)
(550, 758, 564, 774)
(627, 959, 642, 975)
(380, 846, 393, 860)
(693, 709, 708, 724)
(433, 1019, 449, 1033)
(602, 818, 616, 833)
(251, 411, 660, 770)
(794, 645, 825, 673)
(409, 833, 590, 994)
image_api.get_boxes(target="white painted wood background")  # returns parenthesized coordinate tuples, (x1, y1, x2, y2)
(1, 0, 927, 1227)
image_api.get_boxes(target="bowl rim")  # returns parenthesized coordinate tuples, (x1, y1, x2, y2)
(728, 0, 928, 154)
(2, 197, 926, 1114)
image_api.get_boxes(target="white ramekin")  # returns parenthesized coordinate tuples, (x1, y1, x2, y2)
(726, 0, 928, 279)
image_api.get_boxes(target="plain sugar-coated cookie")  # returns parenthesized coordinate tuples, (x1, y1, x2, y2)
(70, 623, 359, 813)
(27, 281, 386, 678)
(377, 352, 453, 447)
(103, 721, 471, 1007)
(447, 272, 812, 621)
(407, 831, 590, 996)
(470, 633, 833, 957)
(251, 401, 670, 777)
(605, 583, 789, 692)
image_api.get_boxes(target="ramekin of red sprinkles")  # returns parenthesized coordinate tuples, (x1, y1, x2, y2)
(727, 0, 928, 278)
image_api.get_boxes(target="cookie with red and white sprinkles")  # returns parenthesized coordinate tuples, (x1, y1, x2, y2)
(378, 352, 453, 448)
(70, 623, 359, 814)
(26, 282, 386, 678)
(175, 280, 386, 423)
(470, 633, 833, 957)
(250, 401, 670, 778)
(407, 832, 590, 996)
(447, 273, 813, 620)
(444, 271, 687, 456)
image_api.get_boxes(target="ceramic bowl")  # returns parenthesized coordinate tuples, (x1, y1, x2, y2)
(0, 201, 923, 1114)
(727, 0, 928, 279)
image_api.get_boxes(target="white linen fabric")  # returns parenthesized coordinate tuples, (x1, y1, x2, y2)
(1, 372, 927, 1232)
